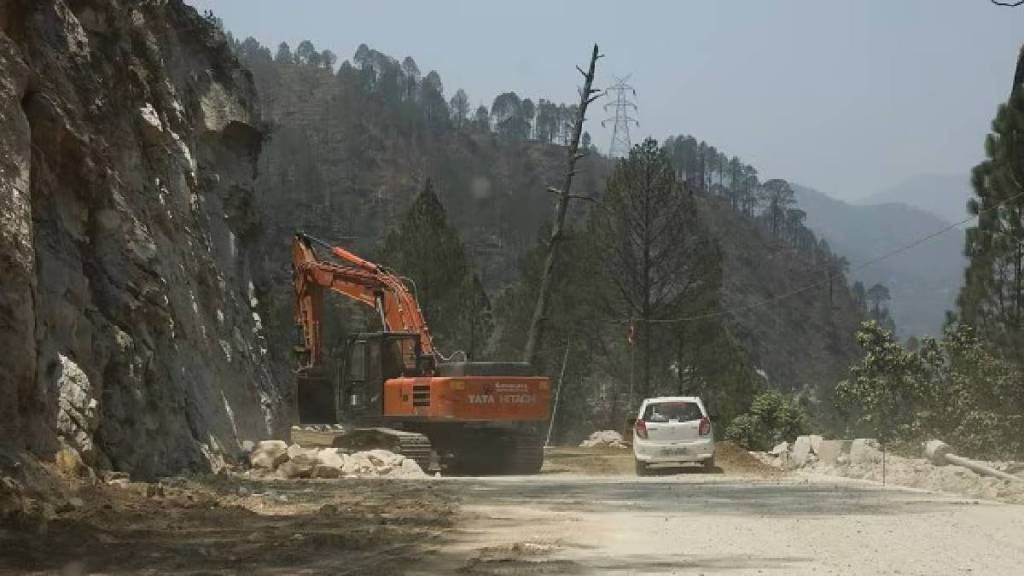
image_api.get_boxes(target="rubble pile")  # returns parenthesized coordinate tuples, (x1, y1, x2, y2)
(245, 441, 427, 480)
(751, 436, 1024, 503)
(579, 431, 629, 449)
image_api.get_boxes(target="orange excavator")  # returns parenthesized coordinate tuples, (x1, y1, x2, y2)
(291, 232, 550, 474)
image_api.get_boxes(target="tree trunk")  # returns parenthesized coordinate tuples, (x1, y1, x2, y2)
(523, 45, 601, 366)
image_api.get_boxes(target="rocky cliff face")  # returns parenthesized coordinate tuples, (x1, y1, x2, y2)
(0, 0, 285, 478)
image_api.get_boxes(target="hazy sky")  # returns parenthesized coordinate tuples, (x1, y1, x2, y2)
(192, 1, 1022, 201)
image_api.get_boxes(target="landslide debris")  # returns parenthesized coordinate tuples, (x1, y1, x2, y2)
(246, 441, 428, 480)
(753, 436, 1024, 503)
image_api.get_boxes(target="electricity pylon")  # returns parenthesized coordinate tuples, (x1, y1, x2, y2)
(601, 75, 638, 158)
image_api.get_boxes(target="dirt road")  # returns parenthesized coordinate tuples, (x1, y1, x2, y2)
(413, 446, 1023, 575)
(413, 473, 1023, 575)
(2, 446, 1022, 575)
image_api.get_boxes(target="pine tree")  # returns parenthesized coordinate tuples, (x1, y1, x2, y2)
(589, 138, 721, 398)
(380, 180, 477, 353)
(958, 45, 1024, 361)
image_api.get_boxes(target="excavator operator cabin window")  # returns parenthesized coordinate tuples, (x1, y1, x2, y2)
(381, 337, 405, 380)
(348, 341, 366, 382)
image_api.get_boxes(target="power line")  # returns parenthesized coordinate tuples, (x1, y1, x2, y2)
(601, 75, 638, 158)
(630, 189, 1024, 325)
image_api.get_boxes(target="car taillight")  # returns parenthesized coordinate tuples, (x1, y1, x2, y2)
(698, 416, 711, 436)
(634, 418, 648, 440)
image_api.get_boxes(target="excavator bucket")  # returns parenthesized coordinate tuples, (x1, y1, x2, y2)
(295, 370, 336, 424)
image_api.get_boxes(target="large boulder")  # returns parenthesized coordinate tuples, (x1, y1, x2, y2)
(250, 440, 288, 470)
(850, 439, 882, 465)
(312, 448, 347, 479)
(815, 440, 849, 466)
(791, 436, 813, 467)
(808, 435, 824, 455)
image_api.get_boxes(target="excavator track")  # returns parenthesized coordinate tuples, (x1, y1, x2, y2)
(443, 431, 544, 475)
(290, 425, 434, 472)
(333, 427, 434, 472)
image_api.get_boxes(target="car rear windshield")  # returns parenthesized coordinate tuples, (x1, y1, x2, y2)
(642, 401, 703, 423)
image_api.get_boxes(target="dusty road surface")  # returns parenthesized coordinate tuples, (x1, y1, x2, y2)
(411, 446, 1024, 575)
(1, 446, 1021, 575)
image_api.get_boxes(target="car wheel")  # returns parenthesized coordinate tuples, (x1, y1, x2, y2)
(703, 455, 715, 470)
(635, 458, 649, 476)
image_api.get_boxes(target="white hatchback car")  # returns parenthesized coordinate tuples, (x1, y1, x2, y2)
(632, 396, 714, 475)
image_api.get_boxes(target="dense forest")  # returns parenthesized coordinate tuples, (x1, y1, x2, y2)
(226, 33, 871, 440)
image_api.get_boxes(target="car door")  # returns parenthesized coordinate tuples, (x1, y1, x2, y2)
(643, 401, 704, 443)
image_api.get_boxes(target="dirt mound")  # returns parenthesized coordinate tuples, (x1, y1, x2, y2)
(579, 430, 628, 449)
(714, 441, 784, 476)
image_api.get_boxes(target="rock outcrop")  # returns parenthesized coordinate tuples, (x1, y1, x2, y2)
(0, 0, 284, 478)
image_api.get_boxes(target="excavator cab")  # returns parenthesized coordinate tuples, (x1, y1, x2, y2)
(338, 332, 426, 423)
(296, 331, 424, 425)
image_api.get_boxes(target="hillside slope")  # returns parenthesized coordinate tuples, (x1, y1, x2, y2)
(702, 200, 862, 395)
(794, 185, 964, 337)
(0, 0, 284, 477)
(860, 173, 971, 224)
(233, 40, 865, 420)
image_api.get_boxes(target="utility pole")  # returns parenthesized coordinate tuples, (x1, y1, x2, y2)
(601, 75, 638, 158)
(523, 44, 603, 367)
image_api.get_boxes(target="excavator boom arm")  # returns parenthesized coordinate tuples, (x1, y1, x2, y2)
(292, 233, 435, 368)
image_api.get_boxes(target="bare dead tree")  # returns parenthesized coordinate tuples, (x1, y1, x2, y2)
(523, 44, 602, 366)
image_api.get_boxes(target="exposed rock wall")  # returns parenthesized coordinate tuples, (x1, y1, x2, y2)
(0, 0, 285, 478)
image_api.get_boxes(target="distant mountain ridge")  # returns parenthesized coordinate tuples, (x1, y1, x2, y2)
(793, 185, 965, 337)
(859, 173, 972, 224)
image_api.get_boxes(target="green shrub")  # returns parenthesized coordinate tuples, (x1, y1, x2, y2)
(725, 390, 808, 450)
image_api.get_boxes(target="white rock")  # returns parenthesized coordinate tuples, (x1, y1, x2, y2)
(791, 436, 813, 467)
(56, 354, 99, 461)
(250, 440, 288, 470)
(364, 449, 405, 468)
(580, 430, 627, 448)
(850, 439, 883, 465)
(808, 435, 824, 455)
(770, 441, 789, 456)
(287, 444, 317, 460)
(815, 440, 848, 466)
(342, 452, 376, 476)
(312, 448, 347, 478)
(389, 458, 427, 478)
(277, 452, 317, 479)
